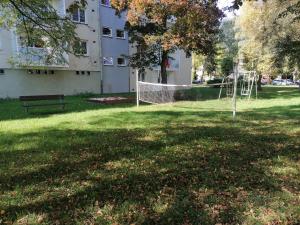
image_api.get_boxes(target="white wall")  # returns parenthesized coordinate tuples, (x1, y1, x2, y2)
(0, 69, 101, 98)
(0, 0, 103, 98)
(129, 50, 192, 92)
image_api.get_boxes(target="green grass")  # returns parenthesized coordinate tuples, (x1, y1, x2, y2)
(0, 87, 299, 225)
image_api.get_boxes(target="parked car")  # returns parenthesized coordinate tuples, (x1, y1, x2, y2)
(192, 79, 203, 84)
(296, 80, 300, 85)
(272, 79, 294, 85)
(272, 79, 283, 85)
(261, 79, 268, 85)
(285, 79, 295, 85)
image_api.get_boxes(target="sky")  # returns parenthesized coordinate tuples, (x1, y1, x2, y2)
(218, 0, 239, 19)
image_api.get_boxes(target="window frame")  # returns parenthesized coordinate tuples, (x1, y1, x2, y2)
(71, 8, 86, 24)
(116, 29, 125, 39)
(102, 26, 113, 37)
(103, 57, 114, 66)
(117, 57, 126, 66)
(74, 40, 88, 56)
(101, 0, 111, 7)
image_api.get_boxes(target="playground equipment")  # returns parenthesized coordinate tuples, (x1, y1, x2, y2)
(219, 70, 258, 100)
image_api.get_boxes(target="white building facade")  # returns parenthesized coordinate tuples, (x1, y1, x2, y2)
(0, 0, 192, 99)
(0, 0, 102, 98)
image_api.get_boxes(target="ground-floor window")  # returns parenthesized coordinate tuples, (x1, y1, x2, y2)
(102, 27, 112, 37)
(117, 57, 126, 66)
(103, 57, 113, 66)
(116, 29, 125, 39)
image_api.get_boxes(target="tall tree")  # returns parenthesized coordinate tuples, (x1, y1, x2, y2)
(219, 19, 238, 76)
(236, 0, 300, 78)
(111, 0, 223, 83)
(275, 0, 300, 71)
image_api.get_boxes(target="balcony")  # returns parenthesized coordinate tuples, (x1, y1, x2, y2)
(15, 46, 69, 68)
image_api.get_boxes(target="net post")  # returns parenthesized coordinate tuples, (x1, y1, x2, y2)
(136, 69, 139, 107)
(219, 77, 225, 100)
(255, 73, 258, 100)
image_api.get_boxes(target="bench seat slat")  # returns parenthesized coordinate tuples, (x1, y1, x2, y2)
(22, 103, 66, 107)
(20, 95, 64, 101)
(19, 95, 66, 112)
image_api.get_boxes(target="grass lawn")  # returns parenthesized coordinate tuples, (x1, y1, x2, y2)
(0, 87, 299, 225)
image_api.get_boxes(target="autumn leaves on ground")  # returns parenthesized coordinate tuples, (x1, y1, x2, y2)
(0, 87, 299, 225)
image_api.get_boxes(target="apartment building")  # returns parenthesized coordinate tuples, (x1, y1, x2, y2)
(0, 0, 192, 98)
(99, 0, 131, 93)
(99, 0, 192, 93)
(0, 0, 102, 98)
(100, 0, 192, 93)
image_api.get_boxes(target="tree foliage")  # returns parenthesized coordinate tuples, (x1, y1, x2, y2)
(111, 0, 223, 83)
(235, 0, 300, 76)
(218, 19, 238, 76)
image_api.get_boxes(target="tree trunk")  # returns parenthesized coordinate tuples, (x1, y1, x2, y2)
(257, 74, 262, 91)
(161, 50, 168, 84)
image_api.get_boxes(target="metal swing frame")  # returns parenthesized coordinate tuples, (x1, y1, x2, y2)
(219, 71, 258, 100)
(219, 75, 234, 99)
(239, 71, 258, 100)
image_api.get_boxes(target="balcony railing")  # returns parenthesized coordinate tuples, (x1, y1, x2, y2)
(15, 46, 69, 68)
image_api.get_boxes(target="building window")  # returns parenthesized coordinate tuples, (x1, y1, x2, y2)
(0, 69, 4, 75)
(117, 57, 126, 66)
(74, 41, 88, 55)
(102, 27, 112, 37)
(18, 36, 45, 48)
(101, 0, 110, 6)
(103, 57, 113, 66)
(71, 8, 86, 23)
(116, 29, 125, 39)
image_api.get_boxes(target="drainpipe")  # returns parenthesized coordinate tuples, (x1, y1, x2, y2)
(97, 2, 104, 94)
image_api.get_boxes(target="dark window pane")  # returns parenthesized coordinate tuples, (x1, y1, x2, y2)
(79, 10, 85, 23)
(74, 41, 87, 55)
(102, 27, 112, 36)
(72, 9, 79, 22)
(101, 0, 110, 6)
(116, 30, 125, 38)
(117, 58, 125, 65)
(81, 42, 87, 55)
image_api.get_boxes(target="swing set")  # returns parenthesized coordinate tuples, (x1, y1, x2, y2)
(219, 70, 258, 100)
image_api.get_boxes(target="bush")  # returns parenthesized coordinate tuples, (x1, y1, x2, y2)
(207, 78, 224, 88)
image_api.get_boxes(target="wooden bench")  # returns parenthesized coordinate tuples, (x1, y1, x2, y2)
(19, 95, 66, 112)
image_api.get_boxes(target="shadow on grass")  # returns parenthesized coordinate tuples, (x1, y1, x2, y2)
(0, 108, 299, 224)
(0, 86, 298, 122)
(0, 94, 136, 121)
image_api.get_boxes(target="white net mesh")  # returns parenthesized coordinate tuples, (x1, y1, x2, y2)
(138, 81, 192, 104)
